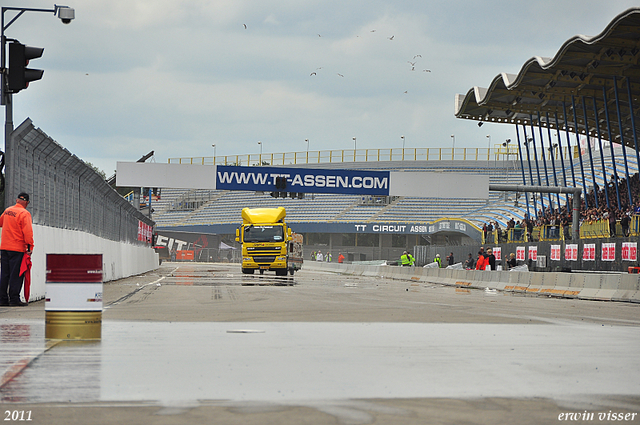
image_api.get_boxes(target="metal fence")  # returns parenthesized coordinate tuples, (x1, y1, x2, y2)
(168, 145, 578, 167)
(7, 118, 153, 244)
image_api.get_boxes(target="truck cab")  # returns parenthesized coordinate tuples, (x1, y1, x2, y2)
(236, 207, 299, 276)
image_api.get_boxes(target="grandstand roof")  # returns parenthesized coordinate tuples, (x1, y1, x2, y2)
(455, 7, 640, 147)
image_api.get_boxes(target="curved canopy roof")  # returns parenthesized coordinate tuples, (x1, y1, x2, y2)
(455, 7, 640, 147)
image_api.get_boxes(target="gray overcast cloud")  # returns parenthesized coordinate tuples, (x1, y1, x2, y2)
(6, 1, 638, 175)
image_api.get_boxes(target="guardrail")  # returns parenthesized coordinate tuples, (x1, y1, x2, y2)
(303, 261, 640, 303)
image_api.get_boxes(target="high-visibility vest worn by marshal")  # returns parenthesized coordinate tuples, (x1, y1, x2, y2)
(0, 203, 34, 252)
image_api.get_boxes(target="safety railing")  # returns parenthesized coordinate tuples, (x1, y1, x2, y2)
(481, 217, 640, 243)
(168, 145, 577, 166)
(580, 219, 611, 239)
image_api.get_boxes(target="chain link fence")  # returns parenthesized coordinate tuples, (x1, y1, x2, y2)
(6, 118, 153, 244)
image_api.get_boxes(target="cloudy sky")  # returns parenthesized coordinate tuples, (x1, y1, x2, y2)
(6, 1, 638, 176)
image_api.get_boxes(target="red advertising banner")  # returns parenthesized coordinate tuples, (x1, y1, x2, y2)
(138, 221, 152, 244)
(564, 244, 578, 261)
(601, 242, 616, 262)
(516, 246, 526, 261)
(550, 245, 561, 261)
(583, 243, 596, 261)
(528, 246, 537, 261)
(622, 242, 637, 261)
(493, 247, 501, 263)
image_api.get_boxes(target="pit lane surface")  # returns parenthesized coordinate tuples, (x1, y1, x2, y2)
(1, 262, 639, 425)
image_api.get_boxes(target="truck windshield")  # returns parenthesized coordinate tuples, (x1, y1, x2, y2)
(243, 225, 284, 243)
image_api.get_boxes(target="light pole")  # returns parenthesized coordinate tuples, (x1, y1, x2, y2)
(2, 5, 75, 207)
(486, 134, 491, 168)
(305, 138, 309, 163)
(450, 134, 455, 160)
(502, 139, 511, 177)
(212, 144, 216, 164)
(257, 141, 262, 165)
(352, 137, 356, 161)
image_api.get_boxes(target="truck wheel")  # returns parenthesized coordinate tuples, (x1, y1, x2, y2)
(275, 269, 287, 276)
(260, 269, 265, 275)
(289, 268, 295, 275)
(242, 268, 254, 274)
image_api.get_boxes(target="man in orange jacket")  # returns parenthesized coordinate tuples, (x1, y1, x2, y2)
(0, 192, 34, 306)
(475, 250, 485, 271)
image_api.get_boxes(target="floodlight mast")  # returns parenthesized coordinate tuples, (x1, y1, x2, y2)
(1, 5, 74, 206)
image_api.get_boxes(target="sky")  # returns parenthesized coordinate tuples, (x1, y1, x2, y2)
(6, 0, 639, 176)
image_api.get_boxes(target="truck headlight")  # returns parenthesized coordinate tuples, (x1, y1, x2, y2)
(277, 256, 287, 261)
(243, 257, 252, 262)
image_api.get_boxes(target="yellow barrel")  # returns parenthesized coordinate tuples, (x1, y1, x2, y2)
(45, 311, 102, 340)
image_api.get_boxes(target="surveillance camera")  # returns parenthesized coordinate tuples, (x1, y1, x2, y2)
(56, 7, 75, 24)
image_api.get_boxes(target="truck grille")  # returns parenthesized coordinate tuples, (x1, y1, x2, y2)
(247, 246, 281, 253)
(252, 256, 276, 264)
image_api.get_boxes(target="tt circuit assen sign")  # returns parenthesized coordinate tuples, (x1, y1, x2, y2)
(216, 165, 389, 195)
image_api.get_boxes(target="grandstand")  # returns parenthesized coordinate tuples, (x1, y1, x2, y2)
(153, 144, 636, 235)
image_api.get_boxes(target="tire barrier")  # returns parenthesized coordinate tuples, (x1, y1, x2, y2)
(302, 261, 640, 303)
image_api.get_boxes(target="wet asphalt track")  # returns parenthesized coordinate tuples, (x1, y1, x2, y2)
(1, 262, 639, 425)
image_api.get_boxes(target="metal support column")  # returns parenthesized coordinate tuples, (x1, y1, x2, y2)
(537, 112, 553, 209)
(561, 102, 578, 190)
(581, 96, 599, 208)
(591, 97, 611, 208)
(521, 124, 538, 217)
(626, 77, 640, 180)
(571, 96, 589, 208)
(613, 76, 633, 206)
(528, 117, 545, 214)
(515, 124, 531, 219)
(602, 86, 622, 209)
(545, 112, 561, 208)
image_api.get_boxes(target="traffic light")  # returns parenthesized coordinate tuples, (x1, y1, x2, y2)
(275, 176, 287, 190)
(270, 176, 286, 198)
(8, 42, 45, 93)
(268, 176, 304, 198)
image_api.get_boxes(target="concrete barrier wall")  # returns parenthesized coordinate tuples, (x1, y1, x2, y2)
(302, 262, 640, 303)
(15, 224, 159, 302)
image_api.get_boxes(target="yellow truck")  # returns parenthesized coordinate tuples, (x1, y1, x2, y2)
(236, 207, 303, 276)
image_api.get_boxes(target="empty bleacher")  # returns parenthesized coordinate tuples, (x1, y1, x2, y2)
(150, 145, 639, 231)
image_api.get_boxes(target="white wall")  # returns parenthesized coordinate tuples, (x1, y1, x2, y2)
(5, 224, 159, 302)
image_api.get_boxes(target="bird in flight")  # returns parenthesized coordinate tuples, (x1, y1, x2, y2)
(388, 35, 394, 40)
(243, 24, 247, 29)
(423, 69, 431, 72)
(337, 73, 344, 77)
(310, 72, 317, 76)
(413, 54, 422, 59)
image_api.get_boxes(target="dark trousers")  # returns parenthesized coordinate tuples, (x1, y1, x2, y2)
(0, 250, 25, 304)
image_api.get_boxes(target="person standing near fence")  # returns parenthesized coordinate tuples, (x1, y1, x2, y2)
(0, 193, 34, 307)
(486, 248, 496, 271)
